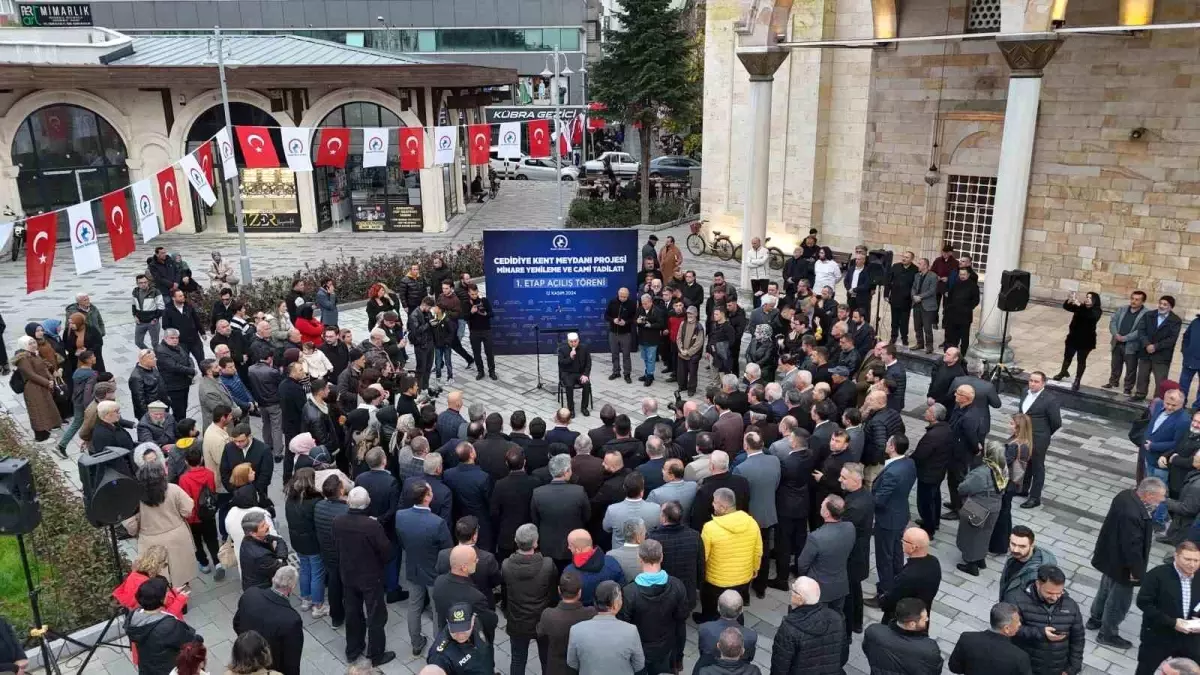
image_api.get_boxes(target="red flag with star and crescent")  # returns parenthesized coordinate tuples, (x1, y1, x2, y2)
(467, 124, 490, 166)
(104, 189, 136, 262)
(157, 167, 183, 231)
(399, 127, 425, 171)
(25, 211, 56, 293)
(235, 126, 280, 168)
(528, 120, 550, 159)
(195, 140, 215, 186)
(315, 128, 350, 168)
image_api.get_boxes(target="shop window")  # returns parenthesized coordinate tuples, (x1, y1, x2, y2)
(345, 31, 365, 47)
(314, 103, 424, 233)
(942, 175, 995, 274)
(11, 104, 129, 240)
(966, 0, 1001, 33)
(417, 30, 437, 52)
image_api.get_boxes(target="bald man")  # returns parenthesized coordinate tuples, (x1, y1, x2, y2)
(558, 332, 593, 417)
(606, 287, 638, 382)
(945, 384, 989, 518)
(564, 529, 625, 606)
(437, 392, 468, 442)
(874, 527, 942, 624)
(432, 545, 498, 644)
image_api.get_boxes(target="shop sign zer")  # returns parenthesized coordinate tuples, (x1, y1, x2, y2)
(18, 2, 93, 27)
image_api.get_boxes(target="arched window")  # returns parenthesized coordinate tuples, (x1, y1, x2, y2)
(314, 102, 423, 232)
(12, 104, 128, 239)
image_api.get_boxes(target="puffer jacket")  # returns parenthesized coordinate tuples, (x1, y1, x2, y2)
(284, 496, 320, 556)
(500, 551, 557, 639)
(565, 546, 625, 607)
(154, 342, 195, 393)
(313, 498, 349, 566)
(700, 510, 763, 587)
(617, 574, 691, 657)
(397, 274, 427, 311)
(408, 307, 433, 349)
(131, 286, 164, 324)
(770, 604, 845, 675)
(998, 546, 1057, 601)
(863, 407, 905, 466)
(137, 413, 177, 447)
(126, 609, 200, 675)
(861, 622, 943, 675)
(1004, 581, 1084, 675)
(128, 365, 167, 419)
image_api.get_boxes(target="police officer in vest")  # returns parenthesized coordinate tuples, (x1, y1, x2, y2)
(427, 603, 495, 675)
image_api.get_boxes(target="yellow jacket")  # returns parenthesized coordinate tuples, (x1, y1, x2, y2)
(701, 510, 763, 587)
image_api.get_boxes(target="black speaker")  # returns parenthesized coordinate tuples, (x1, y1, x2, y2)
(78, 448, 141, 528)
(867, 249, 893, 285)
(0, 457, 41, 535)
(998, 270, 1031, 312)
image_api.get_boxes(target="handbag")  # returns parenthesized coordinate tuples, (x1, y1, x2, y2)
(961, 497, 991, 528)
(217, 539, 238, 568)
(52, 379, 72, 419)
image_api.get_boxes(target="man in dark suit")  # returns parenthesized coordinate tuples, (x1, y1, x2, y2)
(333, 487, 395, 666)
(489, 447, 541, 560)
(570, 436, 606, 497)
(1135, 541, 1200, 675)
(796, 494, 856, 613)
(431, 545, 499, 644)
(473, 413, 520, 484)
(400, 450, 453, 525)
(232, 567, 304, 675)
(871, 435, 916, 597)
(675, 411, 702, 462)
(558, 332, 593, 417)
(435, 516, 503, 601)
(1133, 295, 1184, 402)
(690, 450, 751, 532)
(809, 400, 840, 461)
(354, 447, 408, 604)
(442, 438, 495, 552)
(926, 347, 967, 407)
(839, 462, 875, 635)
(531, 454, 591, 569)
(881, 344, 907, 413)
(395, 481, 454, 654)
(587, 405, 618, 449)
(912, 403, 955, 536)
(1142, 390, 1190, 513)
(948, 602, 1032, 675)
(710, 393, 745, 455)
(874, 527, 941, 624)
(1090, 478, 1167, 649)
(545, 409, 580, 449)
(1017, 371, 1063, 509)
(635, 398, 671, 442)
(946, 366, 1001, 429)
(946, 384, 988, 518)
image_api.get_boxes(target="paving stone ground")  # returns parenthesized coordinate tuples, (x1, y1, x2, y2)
(0, 183, 1164, 674)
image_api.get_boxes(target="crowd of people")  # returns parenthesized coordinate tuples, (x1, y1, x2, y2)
(3, 233, 1200, 675)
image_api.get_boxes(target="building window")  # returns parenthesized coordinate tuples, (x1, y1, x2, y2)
(943, 175, 996, 273)
(965, 0, 1001, 33)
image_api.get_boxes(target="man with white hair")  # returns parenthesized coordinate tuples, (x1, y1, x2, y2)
(745, 236, 770, 307)
(606, 287, 638, 383)
(531, 454, 591, 569)
(65, 291, 106, 338)
(635, 398, 670, 443)
(233, 566, 304, 675)
(557, 332, 593, 417)
(742, 363, 762, 391)
(333, 486, 396, 666)
(696, 589, 759, 670)
(771, 577, 846, 674)
(691, 450, 750, 531)
(764, 382, 788, 419)
(635, 293, 667, 386)
(747, 295, 778, 338)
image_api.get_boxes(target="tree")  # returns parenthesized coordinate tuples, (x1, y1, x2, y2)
(589, 0, 698, 225)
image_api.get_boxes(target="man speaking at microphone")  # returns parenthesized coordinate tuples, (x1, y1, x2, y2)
(558, 332, 593, 418)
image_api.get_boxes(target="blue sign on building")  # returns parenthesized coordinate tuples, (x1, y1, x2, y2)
(483, 228, 639, 356)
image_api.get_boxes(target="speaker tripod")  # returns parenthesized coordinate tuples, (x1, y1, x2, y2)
(70, 525, 130, 674)
(982, 310, 1021, 387)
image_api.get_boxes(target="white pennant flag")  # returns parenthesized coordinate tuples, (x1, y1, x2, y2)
(281, 127, 313, 172)
(434, 126, 458, 166)
(215, 127, 238, 181)
(498, 122, 521, 159)
(179, 153, 216, 206)
(68, 202, 102, 275)
(556, 118, 573, 155)
(363, 128, 388, 168)
(131, 178, 161, 242)
(0, 221, 12, 256)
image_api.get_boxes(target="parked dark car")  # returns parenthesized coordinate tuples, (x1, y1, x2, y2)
(649, 155, 701, 179)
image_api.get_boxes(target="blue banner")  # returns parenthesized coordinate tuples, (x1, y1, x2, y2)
(484, 228, 639, 355)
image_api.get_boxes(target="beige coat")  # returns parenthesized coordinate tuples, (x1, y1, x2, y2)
(659, 242, 683, 281)
(202, 423, 231, 493)
(14, 351, 62, 433)
(123, 483, 197, 586)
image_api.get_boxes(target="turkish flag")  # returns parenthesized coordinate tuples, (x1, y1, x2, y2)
(399, 127, 425, 171)
(235, 126, 280, 168)
(25, 212, 56, 293)
(195, 141, 215, 185)
(315, 128, 350, 168)
(528, 120, 550, 158)
(467, 124, 490, 166)
(157, 167, 183, 231)
(103, 190, 136, 262)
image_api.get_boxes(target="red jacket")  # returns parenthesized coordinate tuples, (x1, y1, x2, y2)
(177, 466, 216, 524)
(295, 316, 325, 343)
(668, 313, 686, 342)
(112, 572, 188, 618)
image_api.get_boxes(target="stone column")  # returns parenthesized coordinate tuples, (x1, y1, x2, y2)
(970, 35, 1061, 364)
(736, 47, 788, 290)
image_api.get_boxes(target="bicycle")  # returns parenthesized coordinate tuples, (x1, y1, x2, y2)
(733, 237, 786, 271)
(686, 221, 736, 261)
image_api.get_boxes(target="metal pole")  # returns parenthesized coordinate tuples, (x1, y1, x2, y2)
(553, 48, 563, 221)
(215, 25, 252, 285)
(580, 56, 588, 167)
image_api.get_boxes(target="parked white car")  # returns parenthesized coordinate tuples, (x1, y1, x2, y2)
(490, 150, 579, 181)
(583, 151, 640, 177)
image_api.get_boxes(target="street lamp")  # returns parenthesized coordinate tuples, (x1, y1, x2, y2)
(205, 26, 252, 285)
(540, 45, 574, 221)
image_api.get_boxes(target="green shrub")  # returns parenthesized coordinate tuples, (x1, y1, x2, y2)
(0, 417, 118, 637)
(566, 197, 686, 229)
(192, 242, 484, 328)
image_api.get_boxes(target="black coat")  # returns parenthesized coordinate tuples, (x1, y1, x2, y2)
(355, 468, 401, 539)
(910, 421, 954, 484)
(313, 498, 348, 565)
(232, 586, 304, 675)
(943, 273, 980, 325)
(125, 611, 199, 675)
(475, 434, 521, 484)
(949, 404, 989, 468)
(635, 304, 666, 345)
(432, 572, 499, 643)
(490, 469, 540, 553)
(279, 377, 307, 439)
(649, 523, 705, 607)
(91, 420, 136, 454)
(926, 360, 967, 405)
(777, 448, 817, 524)
(770, 604, 846, 675)
(161, 302, 204, 345)
(635, 415, 672, 444)
(604, 437, 647, 466)
(220, 438, 273, 501)
(948, 630, 1032, 675)
(861, 622, 944, 675)
(239, 534, 290, 591)
(606, 297, 638, 334)
(302, 399, 339, 449)
(531, 480, 591, 560)
(128, 366, 168, 420)
(557, 343, 592, 385)
(154, 342, 195, 393)
(690, 471, 751, 532)
(1062, 300, 1103, 351)
(1137, 561, 1200, 669)
(444, 463, 494, 549)
(617, 576, 691, 656)
(1139, 310, 1183, 364)
(842, 487, 875, 582)
(501, 552, 557, 639)
(1091, 488, 1154, 583)
(536, 601, 598, 675)
(332, 508, 391, 586)
(863, 408, 905, 466)
(878, 555, 941, 624)
(284, 496, 320, 556)
(696, 659, 761, 675)
(1004, 582, 1084, 675)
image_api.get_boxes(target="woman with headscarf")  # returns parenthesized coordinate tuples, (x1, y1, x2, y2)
(955, 441, 1007, 576)
(123, 463, 197, 587)
(744, 322, 779, 383)
(813, 246, 842, 302)
(1055, 290, 1103, 391)
(26, 321, 63, 376)
(13, 335, 62, 441)
(64, 311, 105, 375)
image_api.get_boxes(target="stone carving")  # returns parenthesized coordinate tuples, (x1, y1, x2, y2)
(996, 34, 1062, 77)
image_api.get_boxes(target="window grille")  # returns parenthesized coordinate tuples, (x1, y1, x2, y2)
(966, 0, 1001, 33)
(943, 175, 996, 273)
